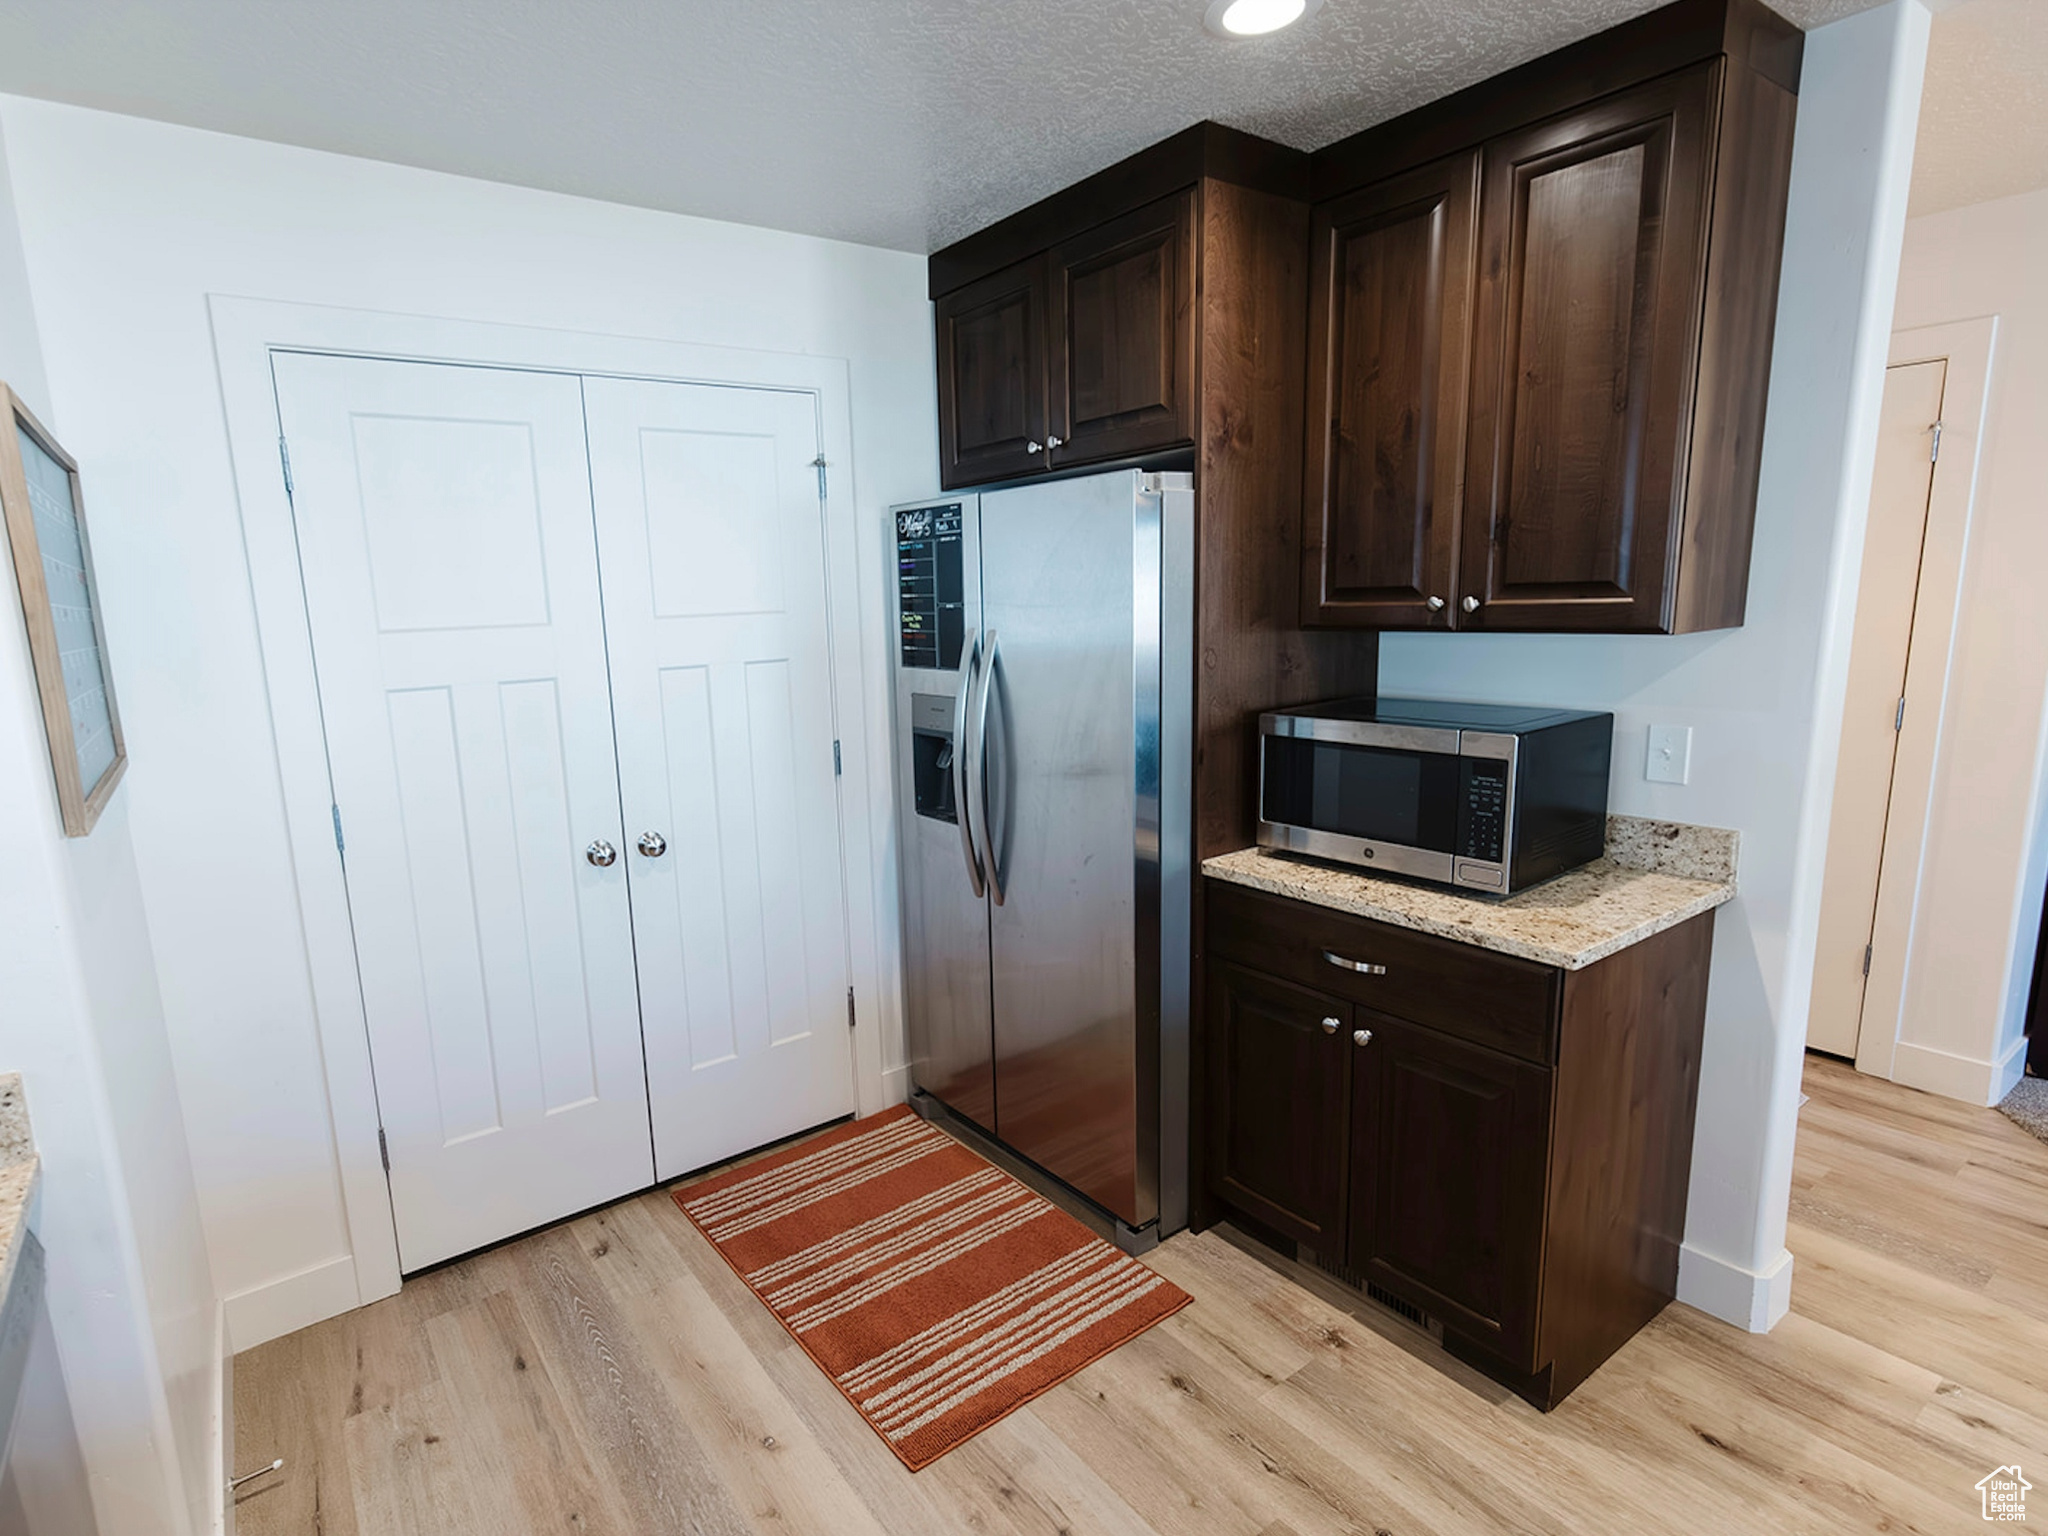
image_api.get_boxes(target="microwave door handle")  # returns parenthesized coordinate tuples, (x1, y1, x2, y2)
(976, 629, 1005, 906)
(953, 630, 986, 897)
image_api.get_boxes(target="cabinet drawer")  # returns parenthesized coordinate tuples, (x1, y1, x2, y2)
(1205, 879, 1558, 1064)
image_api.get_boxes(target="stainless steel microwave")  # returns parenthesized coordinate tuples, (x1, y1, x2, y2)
(1257, 697, 1613, 895)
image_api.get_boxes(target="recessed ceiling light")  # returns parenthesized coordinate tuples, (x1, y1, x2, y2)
(1205, 0, 1322, 38)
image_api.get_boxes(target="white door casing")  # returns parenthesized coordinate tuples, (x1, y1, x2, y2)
(1853, 319, 1999, 1084)
(274, 353, 655, 1271)
(582, 376, 858, 1179)
(1807, 317, 1997, 1078)
(1807, 359, 1948, 1059)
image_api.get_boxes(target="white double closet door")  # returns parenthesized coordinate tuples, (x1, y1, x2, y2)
(275, 354, 856, 1271)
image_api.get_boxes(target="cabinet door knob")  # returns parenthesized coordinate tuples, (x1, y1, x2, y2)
(1320, 1016, 1340, 1035)
(1462, 595, 1482, 614)
(1026, 440, 1044, 454)
(1046, 434, 1064, 449)
(1353, 1028, 1374, 1047)
(1427, 595, 1446, 612)
(585, 839, 617, 868)
(637, 831, 668, 858)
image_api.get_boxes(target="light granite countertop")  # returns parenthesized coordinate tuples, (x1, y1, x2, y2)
(0, 1075, 39, 1306)
(1203, 815, 1739, 971)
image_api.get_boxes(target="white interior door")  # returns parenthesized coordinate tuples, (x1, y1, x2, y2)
(581, 377, 857, 1179)
(274, 353, 654, 1271)
(1809, 359, 1948, 1058)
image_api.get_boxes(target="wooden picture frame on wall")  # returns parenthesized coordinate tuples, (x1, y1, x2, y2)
(0, 384, 126, 835)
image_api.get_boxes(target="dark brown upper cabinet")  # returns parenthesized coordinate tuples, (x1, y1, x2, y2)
(937, 126, 1384, 860)
(928, 125, 1305, 496)
(1460, 69, 1714, 631)
(935, 258, 1053, 488)
(934, 192, 1196, 490)
(929, 123, 1379, 862)
(1048, 192, 1197, 470)
(1305, 0, 1803, 634)
(1302, 151, 1478, 628)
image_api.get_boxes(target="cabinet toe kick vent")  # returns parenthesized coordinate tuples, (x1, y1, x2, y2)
(1365, 1279, 1439, 1336)
(1302, 1247, 1441, 1338)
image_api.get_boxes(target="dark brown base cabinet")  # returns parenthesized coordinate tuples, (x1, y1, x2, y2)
(1301, 0, 1804, 634)
(1202, 879, 1714, 1409)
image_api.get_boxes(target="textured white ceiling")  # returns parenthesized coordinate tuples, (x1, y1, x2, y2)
(0, 0, 1883, 253)
(1910, 0, 2048, 217)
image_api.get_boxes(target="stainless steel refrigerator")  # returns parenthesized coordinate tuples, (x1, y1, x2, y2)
(889, 469, 1193, 1245)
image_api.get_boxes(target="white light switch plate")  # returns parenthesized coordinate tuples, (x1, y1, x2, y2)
(1646, 724, 1692, 785)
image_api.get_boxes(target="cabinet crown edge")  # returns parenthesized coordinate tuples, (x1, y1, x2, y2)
(1309, 0, 1802, 201)
(929, 121, 1307, 300)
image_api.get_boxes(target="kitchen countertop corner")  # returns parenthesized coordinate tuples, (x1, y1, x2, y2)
(1202, 815, 1738, 970)
(0, 1075, 41, 1307)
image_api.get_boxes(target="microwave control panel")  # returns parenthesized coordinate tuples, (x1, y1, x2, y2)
(1456, 759, 1508, 864)
(896, 504, 965, 671)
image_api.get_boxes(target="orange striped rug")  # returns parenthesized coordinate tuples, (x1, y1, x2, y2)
(673, 1105, 1190, 1470)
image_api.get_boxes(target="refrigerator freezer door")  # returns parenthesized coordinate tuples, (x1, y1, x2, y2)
(979, 472, 1156, 1226)
(892, 499, 996, 1133)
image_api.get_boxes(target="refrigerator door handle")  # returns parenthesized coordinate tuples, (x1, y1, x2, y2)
(976, 628, 1006, 906)
(952, 629, 986, 897)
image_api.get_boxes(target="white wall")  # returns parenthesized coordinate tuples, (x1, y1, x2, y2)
(0, 96, 937, 1347)
(1377, 0, 1930, 1330)
(1880, 186, 2048, 1102)
(0, 118, 218, 1536)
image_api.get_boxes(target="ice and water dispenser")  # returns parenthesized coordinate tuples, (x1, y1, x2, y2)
(896, 503, 967, 826)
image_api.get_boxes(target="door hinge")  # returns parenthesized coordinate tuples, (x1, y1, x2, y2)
(1894, 697, 1907, 733)
(278, 435, 294, 499)
(811, 455, 828, 499)
(833, 739, 843, 776)
(1930, 419, 1944, 463)
(846, 986, 857, 1030)
(377, 1126, 390, 1172)
(1863, 944, 1873, 977)
(331, 803, 346, 853)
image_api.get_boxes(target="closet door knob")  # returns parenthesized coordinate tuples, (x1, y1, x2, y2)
(585, 839, 617, 868)
(637, 832, 668, 858)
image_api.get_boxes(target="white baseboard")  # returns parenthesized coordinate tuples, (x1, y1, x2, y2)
(223, 1255, 359, 1354)
(879, 1063, 911, 1107)
(1890, 1035, 2028, 1107)
(1993, 1035, 2028, 1103)
(1676, 1242, 1794, 1332)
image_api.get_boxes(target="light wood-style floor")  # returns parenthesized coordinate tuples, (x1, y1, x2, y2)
(234, 1055, 2048, 1534)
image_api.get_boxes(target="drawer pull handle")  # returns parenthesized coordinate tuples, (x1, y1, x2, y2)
(1323, 949, 1386, 976)
(1320, 1016, 1340, 1035)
